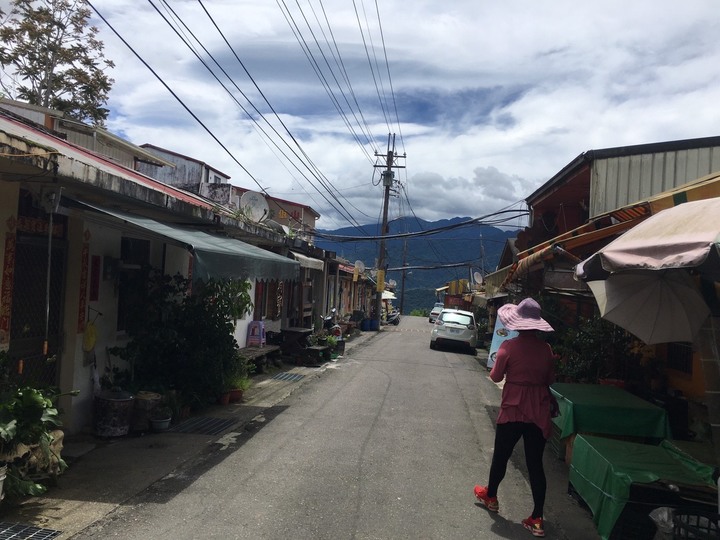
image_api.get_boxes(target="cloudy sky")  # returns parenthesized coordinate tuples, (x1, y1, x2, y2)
(39, 1, 720, 228)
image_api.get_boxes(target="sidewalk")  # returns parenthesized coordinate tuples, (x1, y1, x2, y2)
(0, 331, 379, 539)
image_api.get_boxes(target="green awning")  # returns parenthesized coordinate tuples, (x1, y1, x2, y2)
(78, 202, 299, 282)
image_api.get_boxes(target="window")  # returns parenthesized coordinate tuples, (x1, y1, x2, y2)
(116, 237, 150, 331)
(667, 342, 693, 374)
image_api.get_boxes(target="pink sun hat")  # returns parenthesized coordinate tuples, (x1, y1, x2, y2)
(497, 298, 554, 332)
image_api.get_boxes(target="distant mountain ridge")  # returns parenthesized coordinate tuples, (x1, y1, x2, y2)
(315, 216, 519, 314)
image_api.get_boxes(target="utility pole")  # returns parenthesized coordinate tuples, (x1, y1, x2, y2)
(374, 134, 404, 330)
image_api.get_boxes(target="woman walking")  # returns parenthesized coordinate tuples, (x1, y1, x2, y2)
(474, 297, 556, 538)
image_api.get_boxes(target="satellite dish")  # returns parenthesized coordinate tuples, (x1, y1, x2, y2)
(473, 271, 483, 284)
(239, 191, 269, 223)
(388, 279, 397, 287)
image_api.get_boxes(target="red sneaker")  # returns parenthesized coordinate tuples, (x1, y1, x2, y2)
(473, 485, 499, 512)
(522, 516, 545, 537)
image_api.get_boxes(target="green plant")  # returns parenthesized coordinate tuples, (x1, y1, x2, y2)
(224, 352, 254, 391)
(227, 374, 251, 392)
(0, 386, 78, 499)
(552, 314, 640, 383)
(109, 269, 254, 405)
(326, 335, 338, 348)
(308, 329, 328, 346)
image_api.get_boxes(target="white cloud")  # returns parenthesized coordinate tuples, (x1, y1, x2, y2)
(66, 0, 720, 229)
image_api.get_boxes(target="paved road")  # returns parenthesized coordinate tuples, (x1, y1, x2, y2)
(73, 316, 597, 539)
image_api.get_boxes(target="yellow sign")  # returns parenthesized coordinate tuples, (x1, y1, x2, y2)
(376, 270, 385, 292)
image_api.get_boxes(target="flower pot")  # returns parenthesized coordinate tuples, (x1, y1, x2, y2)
(131, 391, 162, 432)
(228, 388, 244, 403)
(150, 417, 172, 432)
(218, 391, 231, 406)
(95, 390, 134, 437)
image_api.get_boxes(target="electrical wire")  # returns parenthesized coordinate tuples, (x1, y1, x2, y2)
(351, 0, 391, 132)
(314, 208, 529, 242)
(198, 0, 372, 226)
(154, 0, 362, 228)
(373, 0, 405, 154)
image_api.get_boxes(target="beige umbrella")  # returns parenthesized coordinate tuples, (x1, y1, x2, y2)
(587, 270, 710, 344)
(577, 198, 720, 282)
(577, 197, 720, 464)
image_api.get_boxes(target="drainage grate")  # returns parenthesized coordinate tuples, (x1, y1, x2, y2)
(0, 523, 61, 539)
(272, 372, 305, 382)
(170, 416, 238, 436)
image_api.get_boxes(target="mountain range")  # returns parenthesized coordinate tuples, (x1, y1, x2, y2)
(315, 217, 519, 314)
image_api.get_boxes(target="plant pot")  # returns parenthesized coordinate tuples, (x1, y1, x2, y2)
(131, 391, 162, 432)
(218, 391, 231, 406)
(150, 417, 172, 432)
(95, 390, 134, 437)
(228, 388, 244, 403)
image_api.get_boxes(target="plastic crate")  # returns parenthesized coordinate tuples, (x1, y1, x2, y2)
(673, 509, 720, 539)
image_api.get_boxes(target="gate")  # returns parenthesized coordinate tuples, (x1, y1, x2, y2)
(8, 230, 67, 389)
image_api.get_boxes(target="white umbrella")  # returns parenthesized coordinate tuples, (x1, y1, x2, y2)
(587, 270, 710, 344)
(577, 198, 720, 344)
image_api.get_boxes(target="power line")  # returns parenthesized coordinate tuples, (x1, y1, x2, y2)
(314, 209, 529, 242)
(155, 0, 364, 229)
(88, 2, 268, 197)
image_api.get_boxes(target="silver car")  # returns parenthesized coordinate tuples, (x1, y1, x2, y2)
(429, 302, 444, 323)
(430, 309, 478, 351)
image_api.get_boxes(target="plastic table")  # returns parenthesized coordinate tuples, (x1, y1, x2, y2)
(569, 435, 716, 539)
(550, 382, 671, 440)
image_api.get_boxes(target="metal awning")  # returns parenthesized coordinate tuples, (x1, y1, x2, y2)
(290, 251, 324, 271)
(77, 202, 299, 282)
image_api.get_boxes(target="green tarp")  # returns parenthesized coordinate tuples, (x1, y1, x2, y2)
(570, 435, 716, 539)
(551, 383, 671, 440)
(78, 202, 299, 282)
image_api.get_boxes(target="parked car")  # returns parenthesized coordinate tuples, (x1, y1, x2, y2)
(429, 302, 445, 323)
(430, 309, 478, 352)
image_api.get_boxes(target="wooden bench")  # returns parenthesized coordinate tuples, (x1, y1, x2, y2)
(238, 345, 281, 373)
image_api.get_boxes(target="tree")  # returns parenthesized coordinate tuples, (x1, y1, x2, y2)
(0, 0, 115, 125)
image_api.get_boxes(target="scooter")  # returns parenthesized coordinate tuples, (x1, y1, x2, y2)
(385, 310, 401, 326)
(323, 308, 343, 337)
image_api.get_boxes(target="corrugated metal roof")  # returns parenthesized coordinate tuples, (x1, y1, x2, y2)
(590, 146, 720, 217)
(0, 113, 213, 209)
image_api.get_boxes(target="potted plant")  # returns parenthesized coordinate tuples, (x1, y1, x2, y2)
(149, 406, 173, 432)
(0, 386, 78, 502)
(225, 352, 254, 403)
(227, 375, 252, 403)
(109, 270, 253, 410)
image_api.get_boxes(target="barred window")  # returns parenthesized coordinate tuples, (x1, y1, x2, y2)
(667, 342, 693, 374)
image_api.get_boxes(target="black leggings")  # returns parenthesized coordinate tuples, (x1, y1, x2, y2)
(487, 421, 547, 518)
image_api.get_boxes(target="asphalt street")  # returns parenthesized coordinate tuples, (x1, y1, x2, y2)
(3, 316, 599, 539)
